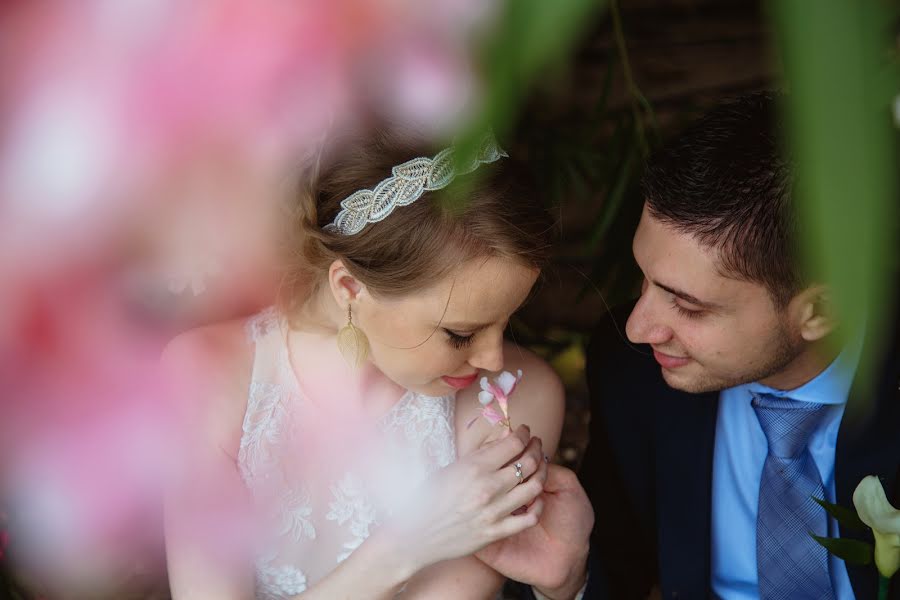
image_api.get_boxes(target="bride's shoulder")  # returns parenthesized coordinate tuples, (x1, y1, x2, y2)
(161, 317, 255, 458)
(499, 340, 565, 437)
(500, 340, 564, 402)
(456, 340, 565, 456)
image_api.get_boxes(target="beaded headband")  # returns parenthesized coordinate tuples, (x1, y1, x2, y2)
(323, 132, 508, 235)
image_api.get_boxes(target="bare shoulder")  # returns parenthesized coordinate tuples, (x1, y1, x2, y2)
(161, 318, 255, 460)
(501, 341, 565, 409)
(500, 341, 565, 449)
(162, 320, 260, 596)
(455, 341, 565, 456)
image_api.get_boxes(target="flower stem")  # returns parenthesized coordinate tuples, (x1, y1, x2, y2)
(878, 575, 889, 600)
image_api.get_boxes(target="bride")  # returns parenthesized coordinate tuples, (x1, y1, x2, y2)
(161, 130, 566, 599)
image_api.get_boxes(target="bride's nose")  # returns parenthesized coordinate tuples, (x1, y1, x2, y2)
(467, 331, 504, 373)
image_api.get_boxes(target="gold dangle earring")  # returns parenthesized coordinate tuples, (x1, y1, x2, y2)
(337, 304, 370, 367)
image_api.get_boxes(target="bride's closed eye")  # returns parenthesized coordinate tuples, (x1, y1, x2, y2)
(444, 329, 476, 349)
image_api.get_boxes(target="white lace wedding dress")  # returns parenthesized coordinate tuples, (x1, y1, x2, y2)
(238, 309, 458, 599)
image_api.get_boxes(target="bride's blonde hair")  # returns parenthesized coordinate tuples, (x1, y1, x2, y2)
(278, 130, 555, 318)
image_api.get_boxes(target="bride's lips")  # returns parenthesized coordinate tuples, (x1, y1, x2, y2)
(442, 373, 479, 389)
(652, 348, 691, 369)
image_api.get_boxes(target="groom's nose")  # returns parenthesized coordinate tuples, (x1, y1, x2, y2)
(626, 291, 674, 346)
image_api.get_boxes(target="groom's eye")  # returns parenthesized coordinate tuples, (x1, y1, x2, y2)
(670, 298, 705, 320)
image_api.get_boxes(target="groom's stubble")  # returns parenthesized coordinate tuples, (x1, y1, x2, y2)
(660, 314, 804, 394)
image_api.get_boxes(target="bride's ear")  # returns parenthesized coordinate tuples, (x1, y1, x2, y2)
(328, 260, 366, 307)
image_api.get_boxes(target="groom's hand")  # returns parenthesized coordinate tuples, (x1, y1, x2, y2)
(476, 464, 593, 599)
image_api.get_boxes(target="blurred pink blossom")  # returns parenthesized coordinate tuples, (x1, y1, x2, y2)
(0, 0, 499, 592)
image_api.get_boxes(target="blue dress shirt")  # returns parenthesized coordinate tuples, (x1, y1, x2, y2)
(711, 343, 861, 600)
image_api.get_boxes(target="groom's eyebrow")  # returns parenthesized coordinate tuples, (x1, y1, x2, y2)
(653, 280, 720, 310)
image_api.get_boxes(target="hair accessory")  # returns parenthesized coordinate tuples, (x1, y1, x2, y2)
(324, 132, 508, 235)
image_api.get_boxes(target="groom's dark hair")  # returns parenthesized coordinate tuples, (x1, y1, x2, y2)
(641, 91, 803, 307)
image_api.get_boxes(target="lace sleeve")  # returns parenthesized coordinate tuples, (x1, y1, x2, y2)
(245, 306, 281, 343)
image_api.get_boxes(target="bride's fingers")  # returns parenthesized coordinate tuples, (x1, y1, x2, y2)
(527, 449, 548, 487)
(478, 425, 531, 469)
(500, 437, 542, 492)
(505, 460, 528, 493)
(491, 496, 545, 539)
(492, 477, 543, 518)
(525, 495, 545, 519)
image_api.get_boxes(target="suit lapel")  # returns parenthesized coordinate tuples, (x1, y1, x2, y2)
(655, 386, 719, 598)
(835, 325, 900, 599)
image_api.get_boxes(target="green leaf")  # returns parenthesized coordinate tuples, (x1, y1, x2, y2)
(770, 0, 899, 411)
(811, 533, 873, 566)
(879, 575, 890, 600)
(594, 50, 617, 117)
(587, 134, 637, 251)
(812, 496, 869, 532)
(458, 0, 606, 153)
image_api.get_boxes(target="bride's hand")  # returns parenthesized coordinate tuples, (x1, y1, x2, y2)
(383, 425, 546, 573)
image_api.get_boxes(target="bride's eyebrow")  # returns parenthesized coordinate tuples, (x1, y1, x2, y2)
(438, 321, 492, 332)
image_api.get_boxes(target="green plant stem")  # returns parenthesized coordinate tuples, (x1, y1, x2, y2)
(878, 575, 889, 600)
(609, 0, 648, 157)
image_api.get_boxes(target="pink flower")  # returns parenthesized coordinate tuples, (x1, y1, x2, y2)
(479, 404, 505, 426)
(467, 370, 522, 430)
(0, 510, 8, 561)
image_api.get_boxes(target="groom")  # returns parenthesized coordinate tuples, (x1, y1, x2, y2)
(480, 92, 900, 599)
(578, 91, 900, 600)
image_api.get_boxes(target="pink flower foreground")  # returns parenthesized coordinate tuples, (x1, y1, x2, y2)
(0, 0, 498, 594)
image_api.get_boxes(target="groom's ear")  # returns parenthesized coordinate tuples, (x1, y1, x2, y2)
(790, 285, 836, 342)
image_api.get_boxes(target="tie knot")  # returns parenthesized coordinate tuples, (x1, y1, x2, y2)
(751, 393, 828, 458)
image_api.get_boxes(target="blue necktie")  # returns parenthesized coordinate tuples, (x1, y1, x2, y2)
(752, 393, 835, 600)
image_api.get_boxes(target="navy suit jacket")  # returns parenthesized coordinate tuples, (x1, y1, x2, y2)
(579, 304, 900, 600)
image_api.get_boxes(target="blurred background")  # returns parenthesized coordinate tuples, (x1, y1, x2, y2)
(1, 0, 897, 597)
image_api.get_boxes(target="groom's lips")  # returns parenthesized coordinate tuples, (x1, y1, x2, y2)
(442, 373, 479, 389)
(652, 348, 691, 369)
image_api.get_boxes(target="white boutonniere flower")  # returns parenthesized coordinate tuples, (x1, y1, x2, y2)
(812, 475, 900, 599)
(853, 475, 900, 579)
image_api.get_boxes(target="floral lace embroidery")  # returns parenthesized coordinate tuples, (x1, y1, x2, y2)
(238, 308, 458, 596)
(256, 552, 307, 599)
(245, 306, 279, 343)
(381, 393, 456, 471)
(326, 473, 379, 563)
(238, 381, 288, 484)
(277, 487, 317, 542)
